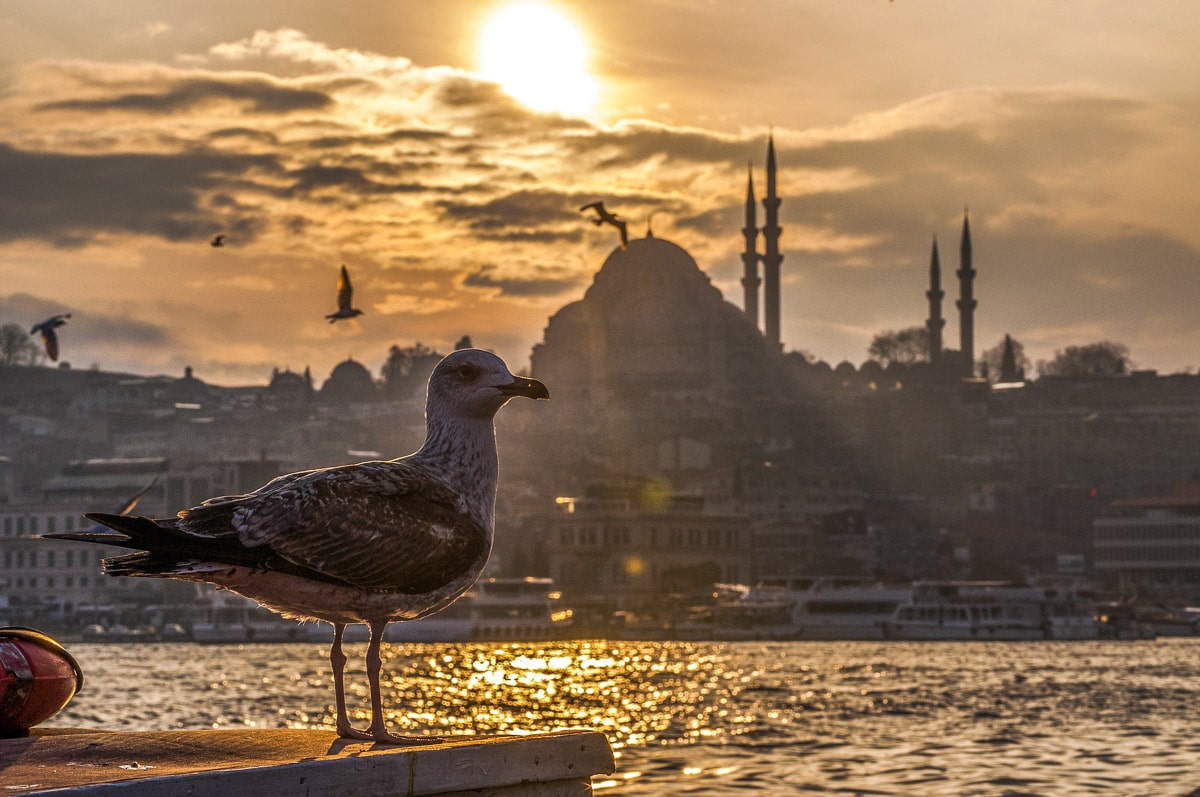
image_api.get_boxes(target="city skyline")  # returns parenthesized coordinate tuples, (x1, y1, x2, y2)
(2, 1, 1199, 385)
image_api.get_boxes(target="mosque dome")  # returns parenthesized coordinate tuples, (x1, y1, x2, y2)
(321, 358, 376, 403)
(531, 235, 785, 400)
(265, 366, 313, 409)
(268, 367, 307, 390)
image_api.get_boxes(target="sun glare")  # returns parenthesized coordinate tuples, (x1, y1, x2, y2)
(479, 2, 598, 116)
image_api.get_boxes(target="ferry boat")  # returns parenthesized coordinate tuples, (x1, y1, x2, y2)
(882, 581, 1049, 641)
(1042, 584, 1101, 640)
(190, 592, 309, 643)
(705, 584, 795, 640)
(384, 577, 574, 643)
(760, 576, 914, 641)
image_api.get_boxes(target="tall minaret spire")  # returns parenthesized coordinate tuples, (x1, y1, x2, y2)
(925, 235, 945, 364)
(956, 207, 977, 377)
(740, 163, 760, 328)
(761, 133, 783, 349)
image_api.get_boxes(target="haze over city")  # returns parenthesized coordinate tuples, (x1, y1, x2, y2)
(2, 1, 1198, 384)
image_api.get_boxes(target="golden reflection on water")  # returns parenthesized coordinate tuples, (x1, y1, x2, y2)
(352, 641, 743, 749)
(54, 639, 1200, 795)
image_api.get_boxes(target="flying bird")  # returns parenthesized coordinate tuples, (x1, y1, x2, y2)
(580, 201, 628, 249)
(210, 234, 227, 248)
(29, 314, 71, 362)
(45, 349, 549, 744)
(326, 265, 364, 323)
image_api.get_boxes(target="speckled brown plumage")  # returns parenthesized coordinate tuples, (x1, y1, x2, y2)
(47, 348, 549, 743)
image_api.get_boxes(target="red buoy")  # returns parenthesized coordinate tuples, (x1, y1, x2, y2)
(0, 628, 83, 737)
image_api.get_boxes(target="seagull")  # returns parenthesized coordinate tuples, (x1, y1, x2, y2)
(580, 201, 628, 249)
(29, 314, 71, 362)
(210, 234, 227, 247)
(326, 264, 364, 323)
(45, 349, 549, 744)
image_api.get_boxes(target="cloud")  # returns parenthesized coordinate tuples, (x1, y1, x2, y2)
(0, 144, 279, 246)
(284, 164, 431, 197)
(374, 293, 458, 316)
(437, 189, 583, 236)
(2, 27, 1198, 376)
(206, 28, 414, 75)
(36, 76, 332, 114)
(207, 127, 282, 145)
(462, 264, 584, 298)
(0, 292, 172, 349)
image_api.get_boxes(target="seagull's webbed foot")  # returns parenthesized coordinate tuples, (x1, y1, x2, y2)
(336, 721, 375, 741)
(361, 619, 444, 746)
(330, 622, 374, 741)
(365, 722, 443, 746)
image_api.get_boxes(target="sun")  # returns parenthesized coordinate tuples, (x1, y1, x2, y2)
(479, 2, 598, 116)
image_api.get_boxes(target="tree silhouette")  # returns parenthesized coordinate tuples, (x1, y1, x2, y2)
(979, 334, 1030, 382)
(1037, 341, 1132, 377)
(868, 326, 930, 367)
(379, 342, 441, 398)
(0, 323, 45, 366)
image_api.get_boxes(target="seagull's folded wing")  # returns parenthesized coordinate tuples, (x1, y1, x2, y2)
(178, 462, 488, 595)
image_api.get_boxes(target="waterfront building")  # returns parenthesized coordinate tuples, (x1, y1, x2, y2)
(40, 458, 168, 514)
(1093, 479, 1200, 602)
(701, 455, 870, 578)
(0, 501, 153, 623)
(541, 480, 751, 611)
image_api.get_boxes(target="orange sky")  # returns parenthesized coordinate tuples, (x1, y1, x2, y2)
(1, 1, 1198, 384)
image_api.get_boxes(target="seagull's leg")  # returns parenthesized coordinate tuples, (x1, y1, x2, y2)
(364, 619, 440, 745)
(331, 622, 371, 740)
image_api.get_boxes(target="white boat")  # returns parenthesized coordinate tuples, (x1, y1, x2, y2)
(190, 592, 308, 643)
(775, 576, 914, 641)
(1045, 609, 1101, 640)
(1134, 605, 1199, 638)
(1042, 585, 1101, 640)
(883, 581, 1049, 641)
(707, 584, 795, 640)
(384, 577, 574, 643)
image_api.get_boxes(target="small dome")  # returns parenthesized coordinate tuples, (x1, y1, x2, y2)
(269, 367, 307, 390)
(321, 358, 376, 402)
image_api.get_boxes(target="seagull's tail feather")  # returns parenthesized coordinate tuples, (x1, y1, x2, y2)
(46, 512, 256, 580)
(48, 512, 350, 587)
(84, 512, 172, 543)
(43, 513, 164, 549)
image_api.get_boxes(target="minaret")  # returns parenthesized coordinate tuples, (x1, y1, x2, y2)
(761, 134, 783, 349)
(956, 208, 977, 377)
(740, 163, 761, 329)
(925, 235, 945, 364)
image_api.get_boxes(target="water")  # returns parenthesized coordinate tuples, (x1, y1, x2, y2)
(51, 639, 1200, 795)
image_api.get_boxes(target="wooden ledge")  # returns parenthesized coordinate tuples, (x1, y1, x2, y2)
(0, 727, 615, 796)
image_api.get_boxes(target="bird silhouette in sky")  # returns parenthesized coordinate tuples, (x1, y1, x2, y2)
(326, 265, 365, 323)
(580, 201, 628, 249)
(210, 234, 227, 247)
(29, 314, 71, 362)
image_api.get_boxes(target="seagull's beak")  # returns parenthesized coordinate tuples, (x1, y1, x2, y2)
(497, 376, 550, 400)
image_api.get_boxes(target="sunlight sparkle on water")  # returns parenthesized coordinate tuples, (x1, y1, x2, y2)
(55, 640, 1200, 795)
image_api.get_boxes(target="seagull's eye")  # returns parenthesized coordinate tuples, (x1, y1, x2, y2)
(458, 364, 477, 379)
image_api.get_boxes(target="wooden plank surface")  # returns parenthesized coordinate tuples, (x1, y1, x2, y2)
(0, 727, 614, 796)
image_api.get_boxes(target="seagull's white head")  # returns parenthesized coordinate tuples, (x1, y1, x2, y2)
(427, 348, 549, 420)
